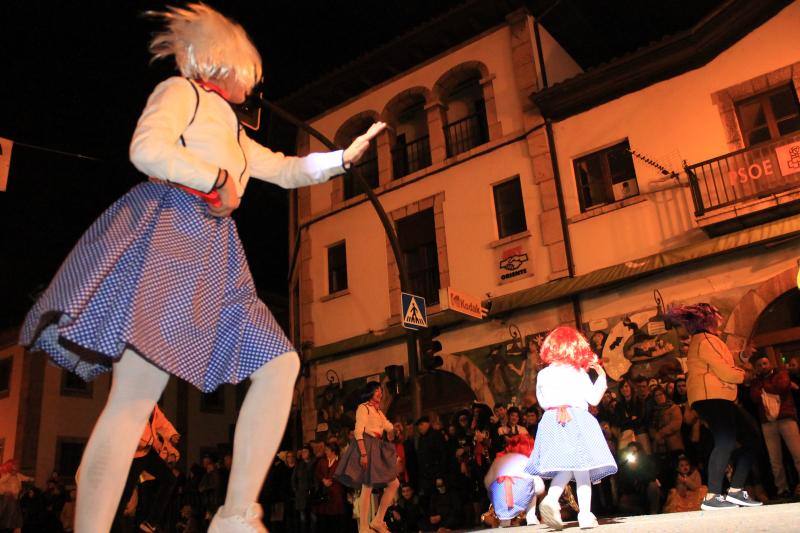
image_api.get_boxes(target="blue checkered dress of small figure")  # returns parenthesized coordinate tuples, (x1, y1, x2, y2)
(525, 408, 618, 484)
(488, 476, 535, 520)
(19, 181, 294, 392)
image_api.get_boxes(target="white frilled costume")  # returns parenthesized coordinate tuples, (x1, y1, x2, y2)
(20, 7, 346, 392)
(525, 364, 617, 482)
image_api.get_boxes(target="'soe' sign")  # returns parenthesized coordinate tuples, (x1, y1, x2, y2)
(727, 140, 800, 186)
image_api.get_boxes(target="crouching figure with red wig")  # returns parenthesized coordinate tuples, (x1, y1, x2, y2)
(524, 326, 617, 529)
(481, 434, 545, 528)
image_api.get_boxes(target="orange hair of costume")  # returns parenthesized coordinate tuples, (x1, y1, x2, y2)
(539, 326, 597, 371)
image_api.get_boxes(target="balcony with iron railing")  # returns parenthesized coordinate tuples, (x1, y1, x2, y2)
(392, 135, 432, 179)
(343, 154, 379, 200)
(444, 112, 488, 158)
(686, 132, 800, 235)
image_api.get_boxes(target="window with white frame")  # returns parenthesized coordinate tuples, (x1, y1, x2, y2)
(573, 140, 639, 211)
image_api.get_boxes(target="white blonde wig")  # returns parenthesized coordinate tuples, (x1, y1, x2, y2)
(147, 3, 262, 92)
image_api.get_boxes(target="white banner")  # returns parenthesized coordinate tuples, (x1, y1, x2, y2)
(0, 137, 12, 192)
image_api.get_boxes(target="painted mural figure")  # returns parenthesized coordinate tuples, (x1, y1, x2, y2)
(525, 327, 618, 530)
(16, 4, 384, 532)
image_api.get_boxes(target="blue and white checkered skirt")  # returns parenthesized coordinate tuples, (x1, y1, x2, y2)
(525, 408, 618, 483)
(19, 182, 295, 392)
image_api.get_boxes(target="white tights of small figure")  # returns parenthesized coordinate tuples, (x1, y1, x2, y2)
(545, 470, 595, 527)
(74, 348, 299, 532)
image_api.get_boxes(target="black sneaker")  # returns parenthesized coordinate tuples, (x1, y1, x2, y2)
(726, 489, 763, 507)
(701, 494, 738, 510)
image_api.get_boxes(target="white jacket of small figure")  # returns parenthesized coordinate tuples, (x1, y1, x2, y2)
(536, 363, 607, 410)
(130, 77, 346, 196)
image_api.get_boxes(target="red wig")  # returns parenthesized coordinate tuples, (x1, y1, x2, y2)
(502, 434, 535, 457)
(540, 326, 597, 371)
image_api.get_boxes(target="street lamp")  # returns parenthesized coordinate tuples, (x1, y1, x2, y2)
(260, 97, 424, 419)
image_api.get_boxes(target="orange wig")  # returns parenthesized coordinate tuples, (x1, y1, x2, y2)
(539, 326, 597, 371)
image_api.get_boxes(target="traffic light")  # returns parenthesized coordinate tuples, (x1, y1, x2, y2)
(385, 364, 405, 395)
(419, 326, 443, 371)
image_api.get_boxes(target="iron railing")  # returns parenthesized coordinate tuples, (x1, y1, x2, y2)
(392, 135, 432, 179)
(343, 155, 379, 199)
(444, 112, 488, 157)
(685, 133, 800, 216)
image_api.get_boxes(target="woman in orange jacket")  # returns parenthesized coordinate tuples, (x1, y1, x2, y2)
(668, 303, 761, 510)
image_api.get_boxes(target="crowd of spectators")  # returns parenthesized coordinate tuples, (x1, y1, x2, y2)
(3, 351, 800, 532)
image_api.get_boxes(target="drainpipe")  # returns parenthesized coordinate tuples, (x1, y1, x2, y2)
(531, 11, 582, 327)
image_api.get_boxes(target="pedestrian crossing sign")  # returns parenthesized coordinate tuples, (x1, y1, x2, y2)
(401, 292, 427, 330)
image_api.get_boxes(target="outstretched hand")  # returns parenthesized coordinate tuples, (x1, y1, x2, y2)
(343, 122, 387, 166)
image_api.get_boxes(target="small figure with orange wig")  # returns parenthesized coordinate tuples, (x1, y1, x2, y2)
(481, 434, 544, 528)
(525, 326, 617, 530)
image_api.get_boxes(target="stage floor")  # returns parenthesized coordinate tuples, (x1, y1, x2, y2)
(477, 502, 800, 532)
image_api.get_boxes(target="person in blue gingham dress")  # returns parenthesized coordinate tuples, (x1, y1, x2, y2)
(483, 435, 545, 527)
(525, 326, 617, 530)
(18, 4, 385, 532)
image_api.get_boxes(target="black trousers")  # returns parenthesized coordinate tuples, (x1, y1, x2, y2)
(118, 449, 177, 526)
(693, 399, 760, 494)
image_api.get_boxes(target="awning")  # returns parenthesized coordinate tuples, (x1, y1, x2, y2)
(307, 213, 800, 362)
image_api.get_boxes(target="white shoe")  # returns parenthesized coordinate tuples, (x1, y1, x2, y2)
(208, 503, 267, 533)
(578, 511, 598, 529)
(539, 497, 563, 530)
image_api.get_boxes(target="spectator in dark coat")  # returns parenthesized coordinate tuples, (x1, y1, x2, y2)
(388, 484, 423, 533)
(313, 442, 348, 532)
(292, 446, 315, 532)
(420, 477, 460, 531)
(415, 417, 445, 503)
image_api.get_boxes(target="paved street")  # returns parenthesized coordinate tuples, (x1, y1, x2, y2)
(476, 503, 800, 532)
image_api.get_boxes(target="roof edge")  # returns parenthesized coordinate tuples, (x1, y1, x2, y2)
(531, 0, 793, 121)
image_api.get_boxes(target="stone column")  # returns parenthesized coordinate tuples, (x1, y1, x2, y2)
(480, 74, 502, 140)
(425, 100, 448, 164)
(377, 128, 394, 186)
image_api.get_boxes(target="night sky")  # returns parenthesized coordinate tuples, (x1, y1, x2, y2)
(0, 0, 724, 330)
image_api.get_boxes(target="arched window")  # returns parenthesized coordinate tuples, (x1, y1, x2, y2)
(335, 113, 380, 200)
(385, 90, 432, 179)
(437, 65, 490, 157)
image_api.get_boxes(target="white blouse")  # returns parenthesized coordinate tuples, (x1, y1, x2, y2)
(354, 403, 393, 440)
(130, 77, 346, 196)
(535, 363, 607, 411)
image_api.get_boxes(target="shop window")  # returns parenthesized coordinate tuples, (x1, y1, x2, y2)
(493, 177, 527, 238)
(61, 369, 92, 398)
(573, 140, 639, 211)
(396, 209, 440, 305)
(200, 387, 225, 413)
(0, 357, 10, 398)
(327, 242, 348, 294)
(736, 85, 800, 147)
(55, 438, 86, 480)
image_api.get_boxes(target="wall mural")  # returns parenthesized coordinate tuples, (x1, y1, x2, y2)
(313, 370, 366, 441)
(311, 298, 740, 431)
(453, 326, 549, 406)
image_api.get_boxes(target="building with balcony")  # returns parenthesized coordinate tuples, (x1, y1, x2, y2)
(284, 0, 800, 440)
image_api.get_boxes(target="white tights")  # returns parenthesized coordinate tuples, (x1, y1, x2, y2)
(545, 470, 592, 515)
(74, 348, 299, 532)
